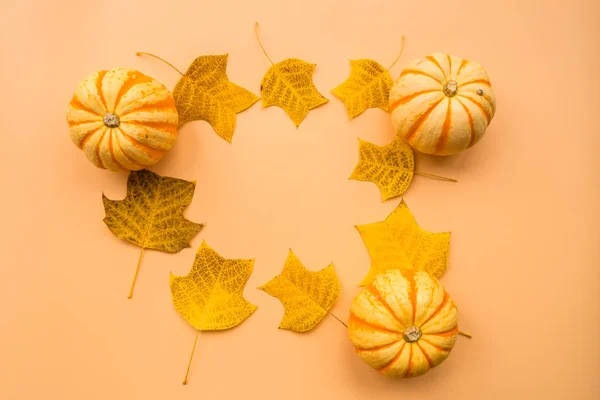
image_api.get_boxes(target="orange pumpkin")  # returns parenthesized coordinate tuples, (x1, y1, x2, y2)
(348, 270, 459, 378)
(389, 53, 496, 155)
(66, 68, 178, 171)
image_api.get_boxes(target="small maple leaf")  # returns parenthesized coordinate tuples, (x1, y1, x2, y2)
(255, 23, 328, 127)
(103, 169, 203, 298)
(332, 59, 394, 119)
(350, 137, 415, 201)
(170, 241, 257, 384)
(356, 199, 450, 285)
(259, 250, 340, 332)
(137, 52, 258, 142)
(332, 37, 405, 119)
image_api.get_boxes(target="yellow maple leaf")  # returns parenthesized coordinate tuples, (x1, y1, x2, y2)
(103, 169, 203, 298)
(170, 241, 257, 384)
(137, 52, 258, 142)
(259, 250, 340, 332)
(331, 37, 405, 119)
(350, 137, 415, 201)
(255, 23, 328, 127)
(356, 199, 450, 285)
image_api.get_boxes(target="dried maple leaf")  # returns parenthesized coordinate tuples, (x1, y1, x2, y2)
(255, 23, 328, 127)
(356, 199, 450, 285)
(137, 52, 258, 142)
(103, 169, 203, 298)
(259, 250, 340, 332)
(350, 137, 415, 201)
(170, 241, 257, 384)
(331, 37, 405, 119)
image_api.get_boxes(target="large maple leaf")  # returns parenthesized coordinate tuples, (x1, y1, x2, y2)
(102, 169, 203, 298)
(356, 200, 450, 285)
(138, 52, 258, 142)
(170, 241, 257, 384)
(259, 250, 340, 332)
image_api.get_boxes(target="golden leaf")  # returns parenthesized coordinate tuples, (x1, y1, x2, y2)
(259, 250, 340, 332)
(350, 137, 415, 201)
(170, 241, 257, 330)
(332, 59, 393, 119)
(255, 23, 328, 127)
(138, 52, 258, 143)
(356, 199, 450, 285)
(170, 241, 257, 384)
(331, 37, 405, 119)
(103, 169, 203, 298)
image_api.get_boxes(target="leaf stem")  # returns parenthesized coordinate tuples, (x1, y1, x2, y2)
(327, 311, 348, 328)
(136, 52, 184, 76)
(388, 35, 406, 71)
(127, 248, 145, 299)
(182, 330, 201, 385)
(458, 330, 472, 339)
(414, 171, 457, 183)
(254, 22, 274, 65)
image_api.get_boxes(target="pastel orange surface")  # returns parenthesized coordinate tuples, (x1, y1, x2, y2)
(1, 1, 599, 399)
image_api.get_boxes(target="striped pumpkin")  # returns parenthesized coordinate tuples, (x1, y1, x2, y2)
(348, 270, 458, 378)
(390, 53, 496, 155)
(66, 68, 178, 171)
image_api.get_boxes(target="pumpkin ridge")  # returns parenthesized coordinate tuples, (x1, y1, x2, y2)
(124, 121, 177, 135)
(456, 98, 476, 147)
(406, 272, 417, 325)
(419, 291, 449, 329)
(389, 90, 438, 113)
(428, 326, 459, 337)
(405, 98, 444, 143)
(459, 78, 491, 87)
(457, 94, 491, 123)
(399, 69, 443, 84)
(404, 343, 414, 376)
(426, 56, 447, 80)
(435, 99, 452, 154)
(356, 338, 402, 352)
(95, 128, 107, 169)
(365, 284, 406, 329)
(120, 97, 176, 116)
(114, 72, 154, 112)
(456, 59, 469, 77)
(420, 337, 449, 352)
(348, 313, 401, 334)
(108, 131, 126, 171)
(447, 55, 452, 78)
(113, 132, 144, 170)
(78, 126, 102, 149)
(119, 129, 164, 162)
(95, 71, 109, 111)
(378, 342, 406, 373)
(69, 97, 99, 115)
(417, 342, 433, 368)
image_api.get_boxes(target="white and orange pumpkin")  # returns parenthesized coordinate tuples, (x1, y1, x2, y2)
(348, 270, 459, 378)
(66, 68, 178, 171)
(390, 53, 496, 155)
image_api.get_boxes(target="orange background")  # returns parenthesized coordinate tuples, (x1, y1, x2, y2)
(1, 0, 599, 399)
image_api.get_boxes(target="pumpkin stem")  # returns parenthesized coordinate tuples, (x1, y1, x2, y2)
(127, 248, 145, 299)
(458, 330, 472, 339)
(255, 22, 274, 65)
(136, 52, 185, 76)
(182, 330, 201, 385)
(414, 171, 457, 183)
(327, 311, 348, 328)
(388, 35, 406, 71)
